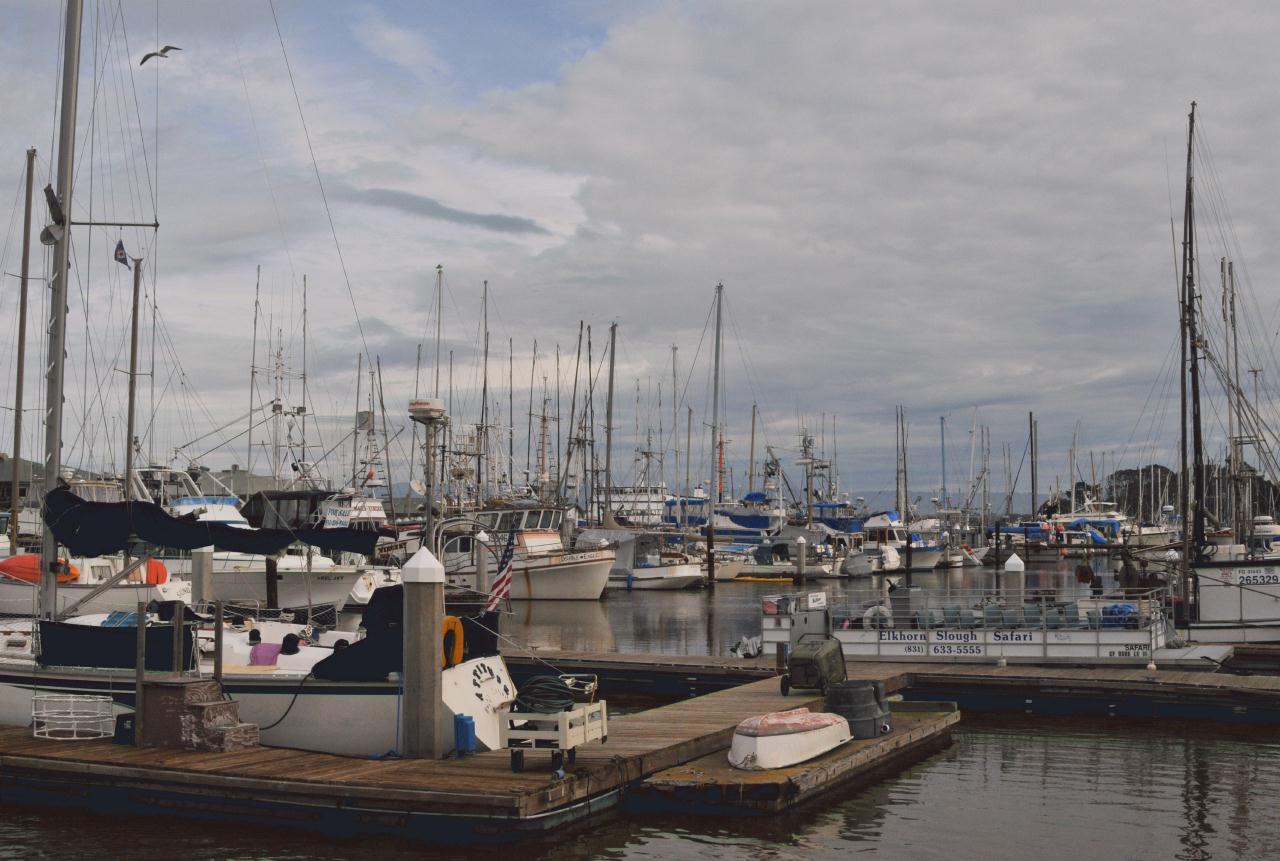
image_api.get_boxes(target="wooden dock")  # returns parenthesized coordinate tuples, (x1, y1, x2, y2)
(509, 649, 1280, 722)
(0, 675, 827, 843)
(633, 701, 959, 815)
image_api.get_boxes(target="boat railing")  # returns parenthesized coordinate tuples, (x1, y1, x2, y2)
(763, 587, 1172, 660)
(831, 586, 1169, 633)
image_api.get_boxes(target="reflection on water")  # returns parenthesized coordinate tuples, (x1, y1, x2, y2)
(500, 559, 1132, 659)
(2, 716, 1275, 859)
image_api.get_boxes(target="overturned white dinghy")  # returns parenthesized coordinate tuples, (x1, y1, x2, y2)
(727, 707, 852, 770)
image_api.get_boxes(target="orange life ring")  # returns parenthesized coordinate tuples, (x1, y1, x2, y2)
(441, 615, 465, 668)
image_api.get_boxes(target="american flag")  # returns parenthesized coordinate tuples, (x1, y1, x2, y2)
(483, 528, 519, 612)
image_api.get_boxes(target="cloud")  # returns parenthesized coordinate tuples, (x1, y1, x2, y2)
(331, 183, 549, 235)
(5, 1, 1279, 498)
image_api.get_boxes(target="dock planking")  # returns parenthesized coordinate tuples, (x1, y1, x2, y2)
(634, 702, 960, 814)
(0, 674, 828, 841)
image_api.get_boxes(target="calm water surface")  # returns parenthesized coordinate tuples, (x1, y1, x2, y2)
(2, 716, 1274, 860)
(4, 561, 1271, 859)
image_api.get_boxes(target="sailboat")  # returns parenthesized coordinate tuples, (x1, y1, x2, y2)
(1175, 103, 1280, 643)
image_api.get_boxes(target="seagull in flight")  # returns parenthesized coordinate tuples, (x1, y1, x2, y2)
(140, 45, 181, 66)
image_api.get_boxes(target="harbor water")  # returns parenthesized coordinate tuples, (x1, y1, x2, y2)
(3, 561, 1274, 858)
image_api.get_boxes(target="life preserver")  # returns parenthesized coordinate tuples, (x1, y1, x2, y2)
(862, 604, 893, 630)
(441, 615, 465, 668)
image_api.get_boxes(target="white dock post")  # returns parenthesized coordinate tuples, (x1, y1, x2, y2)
(402, 546, 446, 758)
(191, 548, 213, 609)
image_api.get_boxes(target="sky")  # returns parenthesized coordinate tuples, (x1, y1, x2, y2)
(1, 0, 1279, 509)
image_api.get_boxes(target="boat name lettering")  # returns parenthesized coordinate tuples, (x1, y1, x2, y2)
(878, 630, 927, 642)
(934, 631, 979, 643)
(993, 631, 1033, 642)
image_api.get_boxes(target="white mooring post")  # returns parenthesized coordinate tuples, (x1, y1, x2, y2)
(402, 546, 446, 758)
(191, 548, 213, 609)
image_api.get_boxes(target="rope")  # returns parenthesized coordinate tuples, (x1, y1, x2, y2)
(257, 671, 313, 731)
(514, 675, 575, 713)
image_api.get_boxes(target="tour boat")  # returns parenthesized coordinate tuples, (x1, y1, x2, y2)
(727, 707, 851, 770)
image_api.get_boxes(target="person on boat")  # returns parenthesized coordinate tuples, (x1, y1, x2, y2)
(332, 639, 350, 652)
(248, 629, 282, 666)
(280, 633, 302, 656)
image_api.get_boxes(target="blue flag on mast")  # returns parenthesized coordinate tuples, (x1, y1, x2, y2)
(114, 239, 129, 267)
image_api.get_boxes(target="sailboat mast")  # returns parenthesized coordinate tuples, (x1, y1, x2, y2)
(710, 283, 724, 502)
(671, 345, 679, 498)
(940, 416, 947, 509)
(40, 0, 84, 618)
(301, 274, 308, 462)
(124, 257, 143, 502)
(1182, 101, 1206, 560)
(748, 403, 758, 495)
(479, 280, 489, 500)
(604, 322, 617, 525)
(434, 264, 443, 397)
(10, 147, 34, 551)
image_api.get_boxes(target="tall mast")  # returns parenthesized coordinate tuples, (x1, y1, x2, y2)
(351, 353, 362, 486)
(748, 403, 758, 495)
(603, 322, 617, 526)
(508, 336, 514, 494)
(1181, 101, 1206, 563)
(246, 266, 260, 475)
(671, 345, 679, 496)
(40, 0, 84, 618)
(301, 274, 308, 462)
(1229, 260, 1246, 535)
(479, 280, 489, 500)
(710, 283, 724, 502)
(124, 256, 144, 502)
(1028, 411, 1037, 516)
(433, 264, 443, 397)
(10, 147, 34, 551)
(940, 416, 947, 509)
(526, 340, 537, 486)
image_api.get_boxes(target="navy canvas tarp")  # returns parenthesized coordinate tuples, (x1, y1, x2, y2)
(43, 486, 379, 558)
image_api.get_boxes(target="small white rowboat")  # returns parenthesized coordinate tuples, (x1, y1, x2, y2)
(727, 707, 852, 770)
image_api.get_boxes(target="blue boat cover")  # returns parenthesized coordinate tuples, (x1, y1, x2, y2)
(43, 486, 379, 557)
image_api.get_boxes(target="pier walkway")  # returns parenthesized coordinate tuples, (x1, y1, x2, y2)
(506, 649, 1280, 722)
(0, 674, 824, 843)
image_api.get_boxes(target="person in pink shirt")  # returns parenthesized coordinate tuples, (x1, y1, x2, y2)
(248, 628, 282, 666)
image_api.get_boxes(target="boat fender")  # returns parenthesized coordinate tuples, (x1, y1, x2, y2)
(441, 615, 465, 668)
(862, 605, 893, 630)
(626, 573, 635, 591)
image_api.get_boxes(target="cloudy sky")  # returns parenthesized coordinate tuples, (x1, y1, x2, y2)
(1, 1, 1278, 509)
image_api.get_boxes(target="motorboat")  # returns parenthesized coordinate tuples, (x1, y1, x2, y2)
(579, 528, 704, 590)
(727, 707, 852, 770)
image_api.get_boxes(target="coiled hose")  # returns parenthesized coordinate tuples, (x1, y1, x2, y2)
(514, 675, 576, 713)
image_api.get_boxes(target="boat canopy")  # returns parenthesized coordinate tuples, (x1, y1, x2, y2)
(43, 486, 379, 557)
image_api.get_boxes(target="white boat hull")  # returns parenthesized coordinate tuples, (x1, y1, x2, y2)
(609, 562, 704, 590)
(728, 711, 852, 770)
(0, 654, 515, 757)
(449, 550, 612, 600)
(0, 579, 186, 617)
(712, 559, 746, 581)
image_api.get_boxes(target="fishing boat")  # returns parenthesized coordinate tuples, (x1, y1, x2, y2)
(727, 707, 851, 770)
(439, 507, 613, 600)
